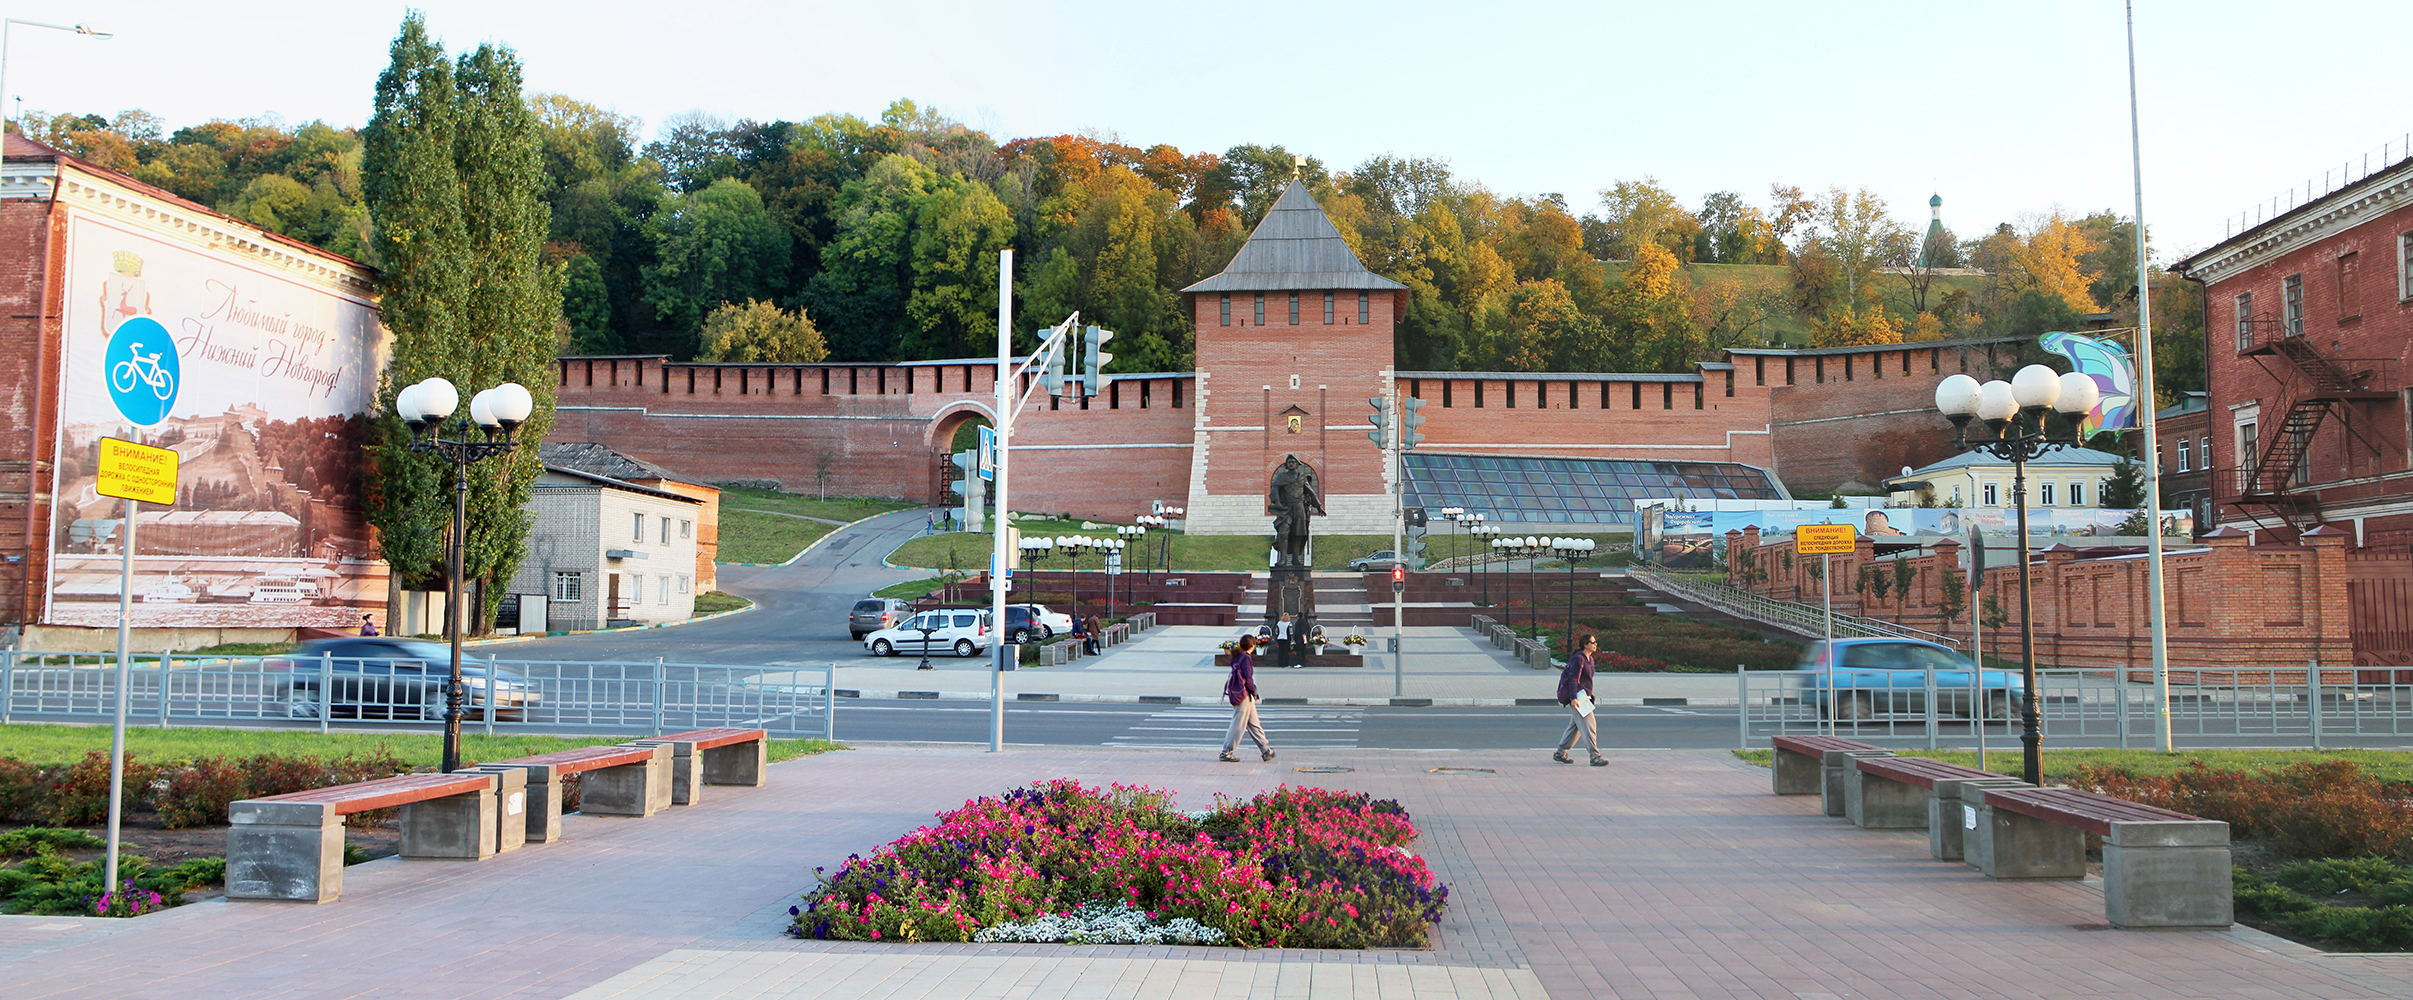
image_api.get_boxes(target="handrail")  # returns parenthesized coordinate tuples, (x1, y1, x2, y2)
(1631, 569, 1963, 648)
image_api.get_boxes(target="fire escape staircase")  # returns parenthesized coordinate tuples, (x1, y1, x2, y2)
(2228, 336, 2395, 531)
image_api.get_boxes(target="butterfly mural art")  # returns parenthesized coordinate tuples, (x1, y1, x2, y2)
(2038, 331, 2137, 437)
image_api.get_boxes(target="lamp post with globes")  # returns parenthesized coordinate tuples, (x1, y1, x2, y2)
(1553, 537, 1596, 649)
(1931, 365, 2099, 786)
(1436, 507, 1464, 568)
(1, 20, 112, 160)
(1057, 535, 1093, 619)
(394, 377, 536, 775)
(1471, 523, 1500, 605)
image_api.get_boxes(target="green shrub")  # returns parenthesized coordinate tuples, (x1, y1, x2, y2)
(2068, 760, 2413, 860)
(0, 757, 39, 822)
(38, 751, 155, 828)
(0, 827, 105, 858)
(2278, 857, 2409, 896)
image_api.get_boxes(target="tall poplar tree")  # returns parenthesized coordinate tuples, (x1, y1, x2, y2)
(362, 14, 559, 626)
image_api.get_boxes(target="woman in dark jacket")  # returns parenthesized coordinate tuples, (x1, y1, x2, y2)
(1220, 635, 1274, 763)
(1554, 633, 1607, 766)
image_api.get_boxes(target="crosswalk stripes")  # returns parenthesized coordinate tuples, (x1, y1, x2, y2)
(1105, 704, 1363, 749)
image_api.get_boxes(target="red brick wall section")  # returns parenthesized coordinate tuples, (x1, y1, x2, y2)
(1188, 291, 1394, 498)
(1754, 343, 2019, 493)
(1403, 374, 1776, 468)
(0, 198, 64, 625)
(1724, 525, 2360, 670)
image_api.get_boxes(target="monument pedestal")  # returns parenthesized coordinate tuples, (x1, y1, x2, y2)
(1266, 565, 1316, 668)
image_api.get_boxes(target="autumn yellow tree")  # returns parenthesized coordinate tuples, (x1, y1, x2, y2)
(695, 298, 829, 362)
(2015, 212, 2102, 313)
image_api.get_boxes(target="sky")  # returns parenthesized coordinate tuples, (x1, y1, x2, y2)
(5, 0, 2407, 263)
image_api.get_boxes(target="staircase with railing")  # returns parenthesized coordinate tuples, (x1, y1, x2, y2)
(2223, 327, 2398, 531)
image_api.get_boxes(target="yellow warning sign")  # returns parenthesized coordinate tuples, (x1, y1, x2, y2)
(1795, 523, 1858, 555)
(95, 438, 179, 504)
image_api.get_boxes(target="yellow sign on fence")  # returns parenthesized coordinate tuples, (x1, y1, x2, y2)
(1794, 523, 1857, 555)
(95, 438, 180, 504)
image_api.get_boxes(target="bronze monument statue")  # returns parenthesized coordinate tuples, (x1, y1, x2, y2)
(1267, 454, 1324, 567)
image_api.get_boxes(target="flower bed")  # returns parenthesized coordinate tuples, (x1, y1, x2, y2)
(788, 780, 1449, 948)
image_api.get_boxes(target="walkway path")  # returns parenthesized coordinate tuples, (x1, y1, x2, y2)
(1, 745, 2405, 999)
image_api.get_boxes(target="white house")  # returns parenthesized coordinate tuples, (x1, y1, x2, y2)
(1885, 447, 2133, 511)
(506, 466, 705, 631)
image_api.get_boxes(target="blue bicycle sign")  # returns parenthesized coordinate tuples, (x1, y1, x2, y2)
(104, 316, 179, 426)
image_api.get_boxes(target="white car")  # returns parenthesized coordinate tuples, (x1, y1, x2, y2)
(1019, 604, 1075, 637)
(864, 609, 995, 658)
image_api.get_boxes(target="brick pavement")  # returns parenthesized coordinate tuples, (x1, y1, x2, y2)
(1, 745, 2410, 999)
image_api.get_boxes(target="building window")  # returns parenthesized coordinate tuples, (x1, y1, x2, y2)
(1358, 291, 1369, 325)
(1288, 292, 1299, 325)
(1950, 486, 1963, 505)
(633, 512, 645, 542)
(2283, 274, 2304, 337)
(2068, 481, 2085, 506)
(553, 572, 582, 603)
(1323, 292, 1334, 323)
(629, 575, 644, 605)
(2039, 483, 2055, 506)
(2337, 251, 2361, 321)
(1219, 294, 1230, 326)
(658, 575, 671, 605)
(680, 520, 692, 539)
(660, 516, 671, 544)
(2400, 231, 2413, 300)
(2240, 421, 2260, 476)
(2177, 438, 2191, 472)
(2201, 436, 2211, 470)
(678, 574, 691, 594)
(2234, 292, 2254, 350)
(1253, 293, 1264, 325)
(1983, 483, 1999, 506)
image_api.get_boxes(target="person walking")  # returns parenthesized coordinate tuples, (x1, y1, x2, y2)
(1554, 633, 1607, 766)
(359, 614, 379, 636)
(1083, 615, 1102, 656)
(1275, 612, 1296, 668)
(1220, 635, 1275, 763)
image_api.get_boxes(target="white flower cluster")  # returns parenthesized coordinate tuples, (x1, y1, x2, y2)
(973, 902, 1229, 946)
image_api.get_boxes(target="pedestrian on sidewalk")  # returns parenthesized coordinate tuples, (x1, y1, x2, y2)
(1554, 633, 1606, 766)
(1083, 615, 1102, 655)
(1220, 635, 1274, 763)
(1275, 612, 1296, 668)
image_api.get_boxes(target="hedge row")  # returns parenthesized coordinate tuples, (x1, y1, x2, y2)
(0, 748, 411, 829)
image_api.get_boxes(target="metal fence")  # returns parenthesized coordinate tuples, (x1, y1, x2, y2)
(0, 651, 837, 741)
(1738, 665, 2413, 750)
(1632, 570, 1961, 648)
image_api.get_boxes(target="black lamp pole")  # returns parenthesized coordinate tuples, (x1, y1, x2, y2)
(402, 389, 527, 776)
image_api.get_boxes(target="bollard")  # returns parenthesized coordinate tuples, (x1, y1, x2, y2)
(485, 655, 497, 737)
(825, 661, 837, 742)
(159, 652, 171, 729)
(2117, 668, 2130, 749)
(1734, 665, 1747, 749)
(652, 657, 666, 734)
(1924, 666, 1938, 750)
(2308, 660, 2323, 751)
(319, 653, 333, 735)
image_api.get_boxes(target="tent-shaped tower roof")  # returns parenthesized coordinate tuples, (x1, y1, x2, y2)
(1182, 179, 1406, 294)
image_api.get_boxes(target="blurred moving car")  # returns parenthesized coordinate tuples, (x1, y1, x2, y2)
(1006, 604, 1074, 643)
(849, 598, 913, 639)
(1792, 638, 2022, 721)
(1347, 551, 1402, 572)
(281, 638, 541, 721)
(864, 609, 994, 658)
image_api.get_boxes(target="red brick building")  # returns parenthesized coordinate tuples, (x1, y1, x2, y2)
(550, 181, 2022, 530)
(2175, 149, 2413, 666)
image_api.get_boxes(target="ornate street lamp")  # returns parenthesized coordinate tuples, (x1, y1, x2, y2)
(1057, 535, 1093, 619)
(395, 377, 535, 774)
(1554, 537, 1596, 650)
(1471, 522, 1499, 605)
(1437, 507, 1464, 569)
(1932, 365, 2098, 786)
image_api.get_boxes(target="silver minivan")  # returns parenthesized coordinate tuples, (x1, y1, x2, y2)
(864, 609, 993, 658)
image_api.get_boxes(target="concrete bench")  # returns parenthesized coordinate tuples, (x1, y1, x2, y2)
(1769, 734, 1891, 816)
(1964, 785, 2231, 928)
(227, 771, 505, 903)
(1849, 756, 2033, 859)
(632, 727, 767, 805)
(489, 743, 673, 843)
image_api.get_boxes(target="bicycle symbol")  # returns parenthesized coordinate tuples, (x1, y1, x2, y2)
(110, 342, 178, 401)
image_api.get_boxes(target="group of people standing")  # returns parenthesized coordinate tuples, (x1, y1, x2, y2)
(1218, 626, 1609, 768)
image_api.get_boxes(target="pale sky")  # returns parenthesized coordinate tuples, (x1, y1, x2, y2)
(6, 0, 2406, 262)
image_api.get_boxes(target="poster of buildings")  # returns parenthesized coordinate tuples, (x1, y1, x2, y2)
(45, 211, 390, 629)
(1637, 503, 2195, 569)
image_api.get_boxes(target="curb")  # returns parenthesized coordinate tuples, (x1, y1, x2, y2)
(463, 598, 759, 648)
(822, 691, 1722, 707)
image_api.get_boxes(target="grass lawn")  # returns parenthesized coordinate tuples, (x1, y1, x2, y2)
(717, 509, 838, 564)
(1730, 747, 2413, 784)
(691, 591, 752, 614)
(874, 576, 958, 601)
(717, 486, 916, 524)
(0, 724, 842, 768)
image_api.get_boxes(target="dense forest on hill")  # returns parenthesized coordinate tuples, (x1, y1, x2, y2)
(10, 98, 2203, 401)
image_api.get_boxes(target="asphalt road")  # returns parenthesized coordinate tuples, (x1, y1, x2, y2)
(829, 699, 1746, 750)
(496, 508, 937, 666)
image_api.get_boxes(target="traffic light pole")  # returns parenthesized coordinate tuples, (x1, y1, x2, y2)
(990, 250, 1012, 753)
(1390, 380, 1404, 698)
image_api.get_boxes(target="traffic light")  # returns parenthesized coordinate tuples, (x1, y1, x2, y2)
(1404, 524, 1428, 570)
(1044, 331, 1069, 396)
(1401, 396, 1427, 451)
(1390, 563, 1406, 593)
(1367, 396, 1390, 449)
(1405, 506, 1427, 528)
(1082, 326, 1114, 396)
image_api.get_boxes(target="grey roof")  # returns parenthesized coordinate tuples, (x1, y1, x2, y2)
(540, 442, 705, 488)
(1893, 446, 2132, 478)
(1181, 180, 1406, 294)
(537, 465, 703, 504)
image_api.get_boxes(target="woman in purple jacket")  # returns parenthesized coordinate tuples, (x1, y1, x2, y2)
(1554, 633, 1607, 766)
(1220, 635, 1275, 763)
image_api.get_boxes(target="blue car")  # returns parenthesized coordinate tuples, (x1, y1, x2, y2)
(1794, 638, 2022, 721)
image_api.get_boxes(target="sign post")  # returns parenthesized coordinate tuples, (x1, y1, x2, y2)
(93, 437, 178, 899)
(1795, 523, 1857, 735)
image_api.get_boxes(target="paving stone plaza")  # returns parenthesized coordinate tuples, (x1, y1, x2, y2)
(4, 744, 2410, 999)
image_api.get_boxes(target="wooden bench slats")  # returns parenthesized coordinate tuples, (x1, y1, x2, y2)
(1856, 756, 2005, 788)
(495, 745, 656, 773)
(650, 728, 765, 750)
(252, 773, 491, 815)
(1771, 735, 1883, 759)
(1979, 787, 2209, 837)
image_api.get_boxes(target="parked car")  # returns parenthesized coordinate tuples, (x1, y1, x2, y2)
(278, 638, 541, 721)
(1792, 638, 2022, 721)
(1348, 551, 1402, 572)
(864, 609, 994, 658)
(849, 598, 913, 639)
(1009, 604, 1074, 643)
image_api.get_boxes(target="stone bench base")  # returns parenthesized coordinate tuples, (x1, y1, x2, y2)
(2104, 821, 2232, 928)
(228, 771, 499, 904)
(1929, 778, 2031, 861)
(1821, 750, 1895, 818)
(1968, 799, 2086, 880)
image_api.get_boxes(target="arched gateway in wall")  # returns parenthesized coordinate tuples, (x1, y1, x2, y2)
(548, 183, 2019, 530)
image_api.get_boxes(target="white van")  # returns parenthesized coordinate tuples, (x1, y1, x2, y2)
(863, 609, 993, 658)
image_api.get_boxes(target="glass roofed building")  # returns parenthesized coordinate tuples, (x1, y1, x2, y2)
(1401, 453, 1788, 525)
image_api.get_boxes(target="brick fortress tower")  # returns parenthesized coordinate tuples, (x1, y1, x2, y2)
(1179, 179, 1406, 536)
